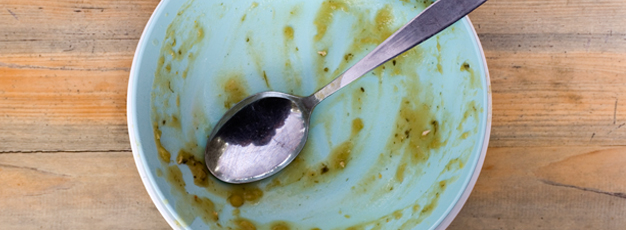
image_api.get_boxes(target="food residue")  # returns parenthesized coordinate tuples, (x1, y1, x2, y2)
(222, 75, 249, 109)
(235, 219, 257, 230)
(284, 26, 294, 40)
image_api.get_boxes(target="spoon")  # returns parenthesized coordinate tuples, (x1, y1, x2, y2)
(205, 0, 487, 184)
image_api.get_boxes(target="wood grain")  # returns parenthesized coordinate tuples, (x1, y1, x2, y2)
(0, 0, 159, 152)
(1, 0, 625, 229)
(450, 147, 626, 229)
(469, 0, 626, 35)
(488, 51, 626, 146)
(468, 0, 626, 147)
(0, 151, 168, 229)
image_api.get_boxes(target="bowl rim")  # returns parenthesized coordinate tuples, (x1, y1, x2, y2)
(433, 16, 491, 230)
(127, 1, 492, 229)
(127, 0, 182, 228)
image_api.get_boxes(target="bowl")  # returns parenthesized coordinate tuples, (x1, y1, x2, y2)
(127, 0, 491, 229)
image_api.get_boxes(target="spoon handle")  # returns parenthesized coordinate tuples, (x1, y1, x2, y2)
(304, 0, 487, 109)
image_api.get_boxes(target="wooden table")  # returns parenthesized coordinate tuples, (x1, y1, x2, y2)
(1, 0, 625, 229)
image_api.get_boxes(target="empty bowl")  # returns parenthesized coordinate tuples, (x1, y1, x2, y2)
(127, 0, 491, 229)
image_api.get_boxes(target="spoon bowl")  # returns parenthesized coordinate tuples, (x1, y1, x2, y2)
(205, 92, 312, 183)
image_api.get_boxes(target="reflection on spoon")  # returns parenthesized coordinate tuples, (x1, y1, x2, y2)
(207, 95, 307, 181)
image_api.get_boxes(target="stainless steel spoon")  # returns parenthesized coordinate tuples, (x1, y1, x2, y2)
(205, 0, 487, 184)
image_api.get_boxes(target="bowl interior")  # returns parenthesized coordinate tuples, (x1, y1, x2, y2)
(128, 0, 490, 229)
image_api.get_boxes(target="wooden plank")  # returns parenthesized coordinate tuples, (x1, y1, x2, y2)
(469, 0, 626, 34)
(0, 151, 168, 229)
(467, 0, 626, 147)
(0, 0, 158, 68)
(488, 51, 626, 147)
(0, 68, 127, 123)
(450, 146, 626, 229)
(0, 0, 159, 152)
(476, 32, 626, 53)
(0, 123, 129, 153)
(0, 66, 130, 152)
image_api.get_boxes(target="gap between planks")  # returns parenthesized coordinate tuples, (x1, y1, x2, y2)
(0, 149, 131, 154)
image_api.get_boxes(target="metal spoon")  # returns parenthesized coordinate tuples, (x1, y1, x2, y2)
(205, 0, 487, 184)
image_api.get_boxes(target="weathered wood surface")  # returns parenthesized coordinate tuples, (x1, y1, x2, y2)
(450, 147, 626, 229)
(0, 0, 158, 152)
(0, 152, 169, 229)
(1, 0, 625, 229)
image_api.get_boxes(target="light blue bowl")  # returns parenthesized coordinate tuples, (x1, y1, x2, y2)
(128, 0, 491, 229)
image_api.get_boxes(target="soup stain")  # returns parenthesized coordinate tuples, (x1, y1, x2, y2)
(329, 141, 353, 170)
(235, 218, 257, 230)
(436, 37, 443, 74)
(312, 3, 399, 89)
(284, 26, 294, 41)
(222, 75, 249, 109)
(176, 149, 209, 187)
(313, 1, 348, 41)
(461, 61, 482, 91)
(153, 125, 171, 163)
(270, 222, 291, 230)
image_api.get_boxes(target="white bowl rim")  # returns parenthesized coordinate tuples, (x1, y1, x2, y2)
(433, 16, 491, 230)
(126, 1, 492, 229)
(127, 0, 182, 228)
